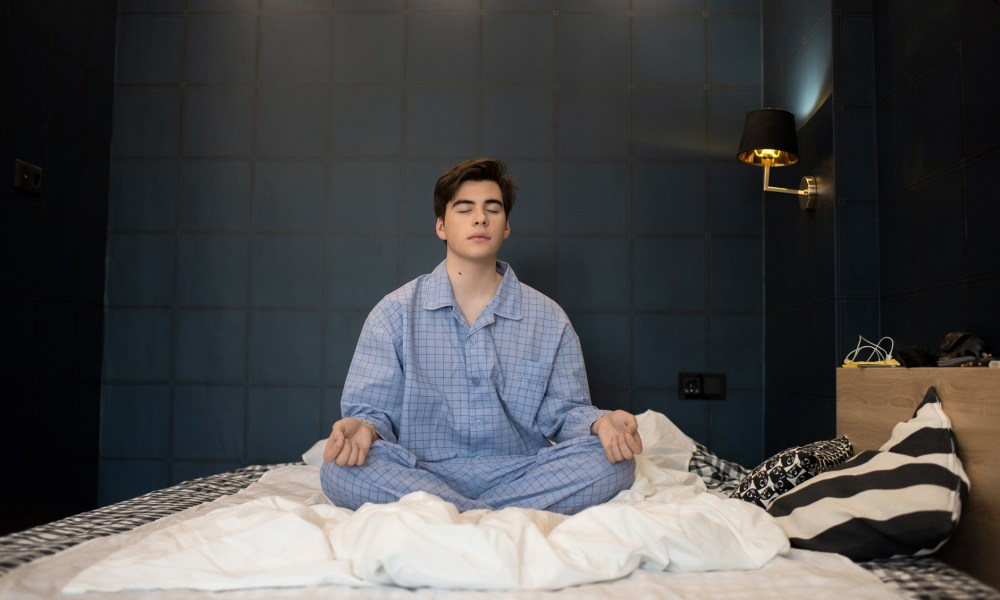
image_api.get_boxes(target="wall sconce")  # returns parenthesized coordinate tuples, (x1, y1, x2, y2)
(737, 108, 817, 211)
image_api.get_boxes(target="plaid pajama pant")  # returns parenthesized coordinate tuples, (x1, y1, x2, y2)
(320, 435, 635, 515)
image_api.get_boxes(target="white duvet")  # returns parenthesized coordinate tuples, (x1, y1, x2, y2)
(59, 411, 789, 593)
(0, 412, 900, 598)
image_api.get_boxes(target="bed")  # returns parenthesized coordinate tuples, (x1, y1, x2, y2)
(1, 368, 998, 599)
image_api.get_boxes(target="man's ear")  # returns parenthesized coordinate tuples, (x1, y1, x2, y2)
(435, 217, 447, 241)
(503, 219, 510, 240)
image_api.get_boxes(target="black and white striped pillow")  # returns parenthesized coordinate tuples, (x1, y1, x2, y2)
(767, 386, 969, 560)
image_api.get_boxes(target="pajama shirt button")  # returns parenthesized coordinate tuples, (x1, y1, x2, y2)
(471, 378, 481, 386)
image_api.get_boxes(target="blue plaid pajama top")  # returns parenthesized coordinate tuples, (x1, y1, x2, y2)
(342, 260, 606, 462)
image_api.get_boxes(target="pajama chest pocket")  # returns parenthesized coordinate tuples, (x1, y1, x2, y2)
(505, 360, 552, 415)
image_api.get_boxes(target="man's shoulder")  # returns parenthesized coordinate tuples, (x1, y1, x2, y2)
(367, 271, 437, 322)
(370, 277, 421, 316)
(512, 278, 571, 324)
(382, 276, 421, 304)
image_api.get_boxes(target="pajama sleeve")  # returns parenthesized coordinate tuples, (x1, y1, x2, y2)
(340, 303, 404, 444)
(536, 324, 607, 443)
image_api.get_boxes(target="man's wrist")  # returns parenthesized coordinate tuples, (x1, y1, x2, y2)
(590, 413, 606, 435)
(357, 419, 379, 441)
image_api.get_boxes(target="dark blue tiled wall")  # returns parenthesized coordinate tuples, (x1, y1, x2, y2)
(761, 0, 1000, 455)
(875, 1, 1000, 350)
(9, 0, 986, 522)
(0, 0, 117, 534)
(14, 0, 988, 520)
(101, 0, 767, 504)
(761, 2, 843, 453)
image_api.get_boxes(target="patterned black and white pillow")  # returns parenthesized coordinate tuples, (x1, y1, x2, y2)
(730, 437, 853, 509)
(767, 386, 969, 560)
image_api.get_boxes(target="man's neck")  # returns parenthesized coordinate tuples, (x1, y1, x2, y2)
(445, 255, 503, 326)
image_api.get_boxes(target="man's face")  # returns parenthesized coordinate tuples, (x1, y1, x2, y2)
(435, 180, 510, 262)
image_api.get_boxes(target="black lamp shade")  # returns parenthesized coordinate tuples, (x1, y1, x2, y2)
(736, 108, 800, 167)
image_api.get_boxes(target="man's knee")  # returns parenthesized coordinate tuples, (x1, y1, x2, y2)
(606, 455, 637, 490)
(320, 443, 434, 510)
(581, 435, 637, 481)
(583, 437, 637, 498)
(556, 436, 637, 499)
(319, 443, 407, 509)
(320, 461, 370, 510)
(588, 452, 636, 500)
(538, 443, 636, 515)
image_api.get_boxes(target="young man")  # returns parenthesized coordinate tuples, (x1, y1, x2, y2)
(320, 158, 642, 515)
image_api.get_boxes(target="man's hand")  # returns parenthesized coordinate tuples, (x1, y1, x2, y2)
(323, 417, 377, 466)
(591, 410, 643, 463)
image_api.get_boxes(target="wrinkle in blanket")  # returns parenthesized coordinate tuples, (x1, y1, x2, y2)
(65, 488, 787, 593)
(62, 412, 789, 593)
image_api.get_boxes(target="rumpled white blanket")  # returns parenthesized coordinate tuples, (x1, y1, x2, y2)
(63, 412, 791, 594)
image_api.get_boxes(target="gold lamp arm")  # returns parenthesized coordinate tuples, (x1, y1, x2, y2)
(761, 163, 817, 210)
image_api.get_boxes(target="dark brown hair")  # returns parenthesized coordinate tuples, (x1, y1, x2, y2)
(433, 158, 517, 219)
